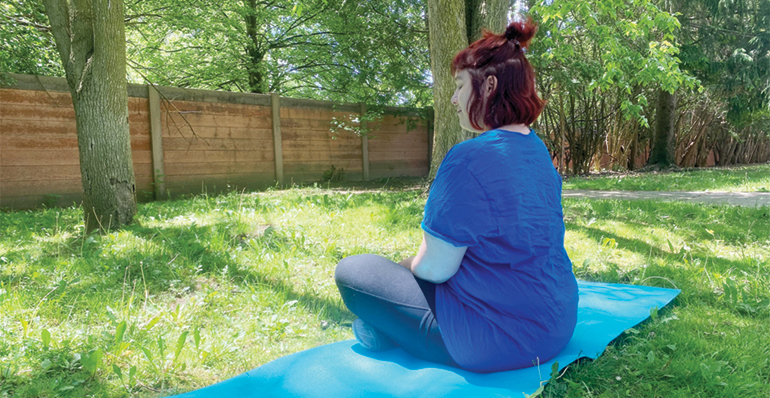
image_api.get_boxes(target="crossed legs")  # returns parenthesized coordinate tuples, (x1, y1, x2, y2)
(334, 254, 457, 367)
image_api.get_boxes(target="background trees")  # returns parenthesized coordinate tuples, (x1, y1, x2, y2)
(529, 0, 696, 174)
(2, 0, 769, 179)
(123, 0, 433, 105)
(676, 0, 770, 166)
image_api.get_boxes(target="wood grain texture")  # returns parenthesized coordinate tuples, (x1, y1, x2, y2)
(164, 161, 274, 176)
(1, 82, 430, 209)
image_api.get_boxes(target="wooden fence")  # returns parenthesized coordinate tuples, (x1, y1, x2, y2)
(0, 74, 431, 209)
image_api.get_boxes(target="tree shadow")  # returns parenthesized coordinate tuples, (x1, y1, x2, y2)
(569, 222, 757, 270)
(117, 221, 353, 323)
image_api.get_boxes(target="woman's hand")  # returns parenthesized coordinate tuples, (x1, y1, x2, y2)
(398, 256, 416, 269)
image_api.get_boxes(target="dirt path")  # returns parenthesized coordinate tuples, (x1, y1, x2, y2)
(562, 190, 770, 207)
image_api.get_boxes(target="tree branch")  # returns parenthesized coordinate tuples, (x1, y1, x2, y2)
(287, 62, 356, 72)
(41, 0, 72, 68)
(364, 3, 428, 35)
(269, 31, 348, 50)
(124, 13, 166, 22)
(0, 17, 51, 32)
(140, 45, 206, 54)
(273, 7, 328, 43)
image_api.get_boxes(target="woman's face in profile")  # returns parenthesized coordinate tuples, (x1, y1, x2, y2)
(451, 69, 483, 133)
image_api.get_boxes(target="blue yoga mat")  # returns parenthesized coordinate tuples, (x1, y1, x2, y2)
(170, 281, 679, 398)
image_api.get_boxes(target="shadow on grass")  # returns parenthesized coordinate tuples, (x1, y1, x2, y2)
(1, 189, 433, 326)
(122, 221, 352, 323)
(568, 223, 760, 283)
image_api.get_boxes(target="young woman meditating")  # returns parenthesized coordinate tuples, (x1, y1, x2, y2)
(334, 19, 578, 373)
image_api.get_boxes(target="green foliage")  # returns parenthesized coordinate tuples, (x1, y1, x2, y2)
(330, 107, 386, 138)
(321, 165, 346, 182)
(677, 0, 770, 125)
(4, 0, 767, 173)
(4, 0, 432, 106)
(530, 0, 701, 174)
(0, 0, 64, 78)
(124, 0, 432, 106)
(80, 348, 102, 379)
(532, 0, 696, 123)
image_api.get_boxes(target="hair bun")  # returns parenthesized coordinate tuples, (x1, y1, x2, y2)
(504, 17, 537, 49)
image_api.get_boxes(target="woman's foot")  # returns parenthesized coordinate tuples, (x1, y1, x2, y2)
(352, 319, 398, 351)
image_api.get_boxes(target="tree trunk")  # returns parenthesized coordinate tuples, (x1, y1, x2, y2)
(466, 0, 510, 42)
(427, 0, 469, 177)
(646, 88, 677, 169)
(558, 90, 566, 174)
(628, 124, 638, 171)
(245, 0, 268, 93)
(43, 0, 136, 232)
(427, 0, 509, 177)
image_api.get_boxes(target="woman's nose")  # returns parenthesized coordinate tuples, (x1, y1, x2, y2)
(451, 92, 458, 105)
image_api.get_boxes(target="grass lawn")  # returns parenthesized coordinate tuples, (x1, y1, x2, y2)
(563, 164, 770, 192)
(1, 181, 769, 397)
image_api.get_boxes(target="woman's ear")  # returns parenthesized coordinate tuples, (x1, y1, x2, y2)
(485, 75, 498, 95)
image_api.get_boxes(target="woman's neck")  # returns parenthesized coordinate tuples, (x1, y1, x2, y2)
(489, 124, 530, 134)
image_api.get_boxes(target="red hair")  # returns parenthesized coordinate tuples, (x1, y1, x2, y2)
(451, 18, 545, 130)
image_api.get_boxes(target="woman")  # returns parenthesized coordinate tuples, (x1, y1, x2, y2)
(334, 18, 578, 373)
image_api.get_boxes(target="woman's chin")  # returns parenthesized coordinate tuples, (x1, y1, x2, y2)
(457, 121, 475, 133)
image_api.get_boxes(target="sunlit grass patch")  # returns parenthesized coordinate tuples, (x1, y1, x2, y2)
(564, 163, 770, 192)
(0, 183, 768, 397)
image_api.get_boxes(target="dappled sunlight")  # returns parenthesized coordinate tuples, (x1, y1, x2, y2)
(2, 187, 768, 397)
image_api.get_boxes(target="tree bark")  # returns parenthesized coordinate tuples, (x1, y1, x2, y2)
(43, 0, 136, 232)
(244, 0, 268, 93)
(466, 0, 510, 42)
(427, 0, 469, 177)
(558, 90, 566, 174)
(646, 88, 677, 169)
(427, 0, 509, 177)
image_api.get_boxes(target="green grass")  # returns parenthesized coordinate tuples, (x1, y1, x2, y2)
(1, 181, 769, 397)
(563, 164, 770, 192)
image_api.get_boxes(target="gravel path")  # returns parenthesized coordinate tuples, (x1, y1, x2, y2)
(562, 190, 770, 207)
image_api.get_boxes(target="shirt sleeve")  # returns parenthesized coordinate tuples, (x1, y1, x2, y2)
(421, 157, 497, 247)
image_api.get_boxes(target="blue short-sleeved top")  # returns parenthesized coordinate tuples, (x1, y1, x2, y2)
(421, 129, 578, 373)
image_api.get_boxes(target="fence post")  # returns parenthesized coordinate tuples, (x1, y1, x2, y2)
(148, 85, 165, 199)
(360, 102, 369, 181)
(271, 92, 284, 185)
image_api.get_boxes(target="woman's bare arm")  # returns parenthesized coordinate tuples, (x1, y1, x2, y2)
(402, 231, 467, 283)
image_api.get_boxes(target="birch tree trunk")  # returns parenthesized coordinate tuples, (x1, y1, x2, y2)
(427, 0, 509, 177)
(43, 0, 136, 232)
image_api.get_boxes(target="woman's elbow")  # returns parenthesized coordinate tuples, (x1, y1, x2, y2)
(412, 263, 454, 284)
(424, 274, 452, 284)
